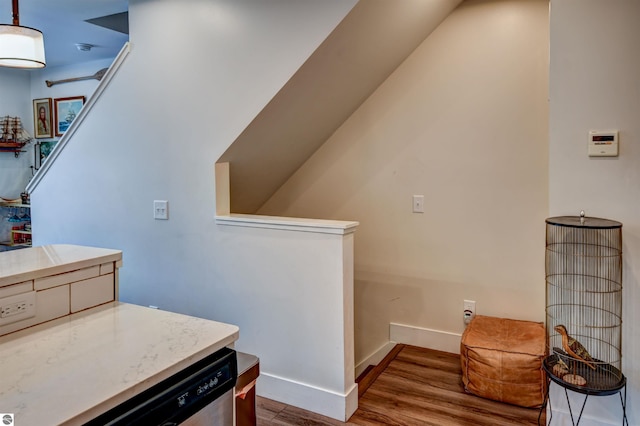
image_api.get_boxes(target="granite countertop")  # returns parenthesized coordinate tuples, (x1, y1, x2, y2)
(0, 302, 239, 425)
(0, 244, 123, 288)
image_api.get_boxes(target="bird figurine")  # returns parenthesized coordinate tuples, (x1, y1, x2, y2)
(554, 324, 596, 370)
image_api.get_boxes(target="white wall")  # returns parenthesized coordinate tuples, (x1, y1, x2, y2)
(23, 0, 639, 423)
(27, 0, 356, 417)
(29, 0, 355, 307)
(0, 69, 32, 199)
(29, 58, 115, 113)
(260, 0, 550, 365)
(549, 0, 638, 424)
(0, 59, 113, 200)
(215, 218, 357, 419)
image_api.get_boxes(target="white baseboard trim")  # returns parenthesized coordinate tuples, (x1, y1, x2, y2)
(355, 341, 397, 378)
(390, 322, 462, 354)
(255, 372, 358, 421)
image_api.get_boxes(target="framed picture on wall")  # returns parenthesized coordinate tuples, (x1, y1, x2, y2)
(33, 98, 53, 139)
(34, 140, 58, 170)
(54, 96, 85, 136)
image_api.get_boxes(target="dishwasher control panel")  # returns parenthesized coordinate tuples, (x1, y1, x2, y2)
(84, 347, 237, 426)
(176, 362, 232, 409)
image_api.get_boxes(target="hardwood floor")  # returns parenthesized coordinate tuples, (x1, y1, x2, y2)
(257, 345, 544, 426)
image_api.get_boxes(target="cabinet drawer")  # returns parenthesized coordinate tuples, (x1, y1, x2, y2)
(70, 274, 114, 313)
(35, 265, 99, 291)
(100, 262, 114, 275)
(38, 285, 71, 323)
(0, 285, 70, 337)
(0, 280, 33, 299)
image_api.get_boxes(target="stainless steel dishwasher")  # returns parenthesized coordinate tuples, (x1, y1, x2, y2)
(84, 347, 237, 425)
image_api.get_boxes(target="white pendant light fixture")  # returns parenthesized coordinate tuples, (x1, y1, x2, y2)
(0, 0, 46, 69)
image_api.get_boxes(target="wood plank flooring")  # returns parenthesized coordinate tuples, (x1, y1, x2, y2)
(257, 345, 544, 426)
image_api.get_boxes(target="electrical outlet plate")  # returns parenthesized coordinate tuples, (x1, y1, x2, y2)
(463, 299, 476, 324)
(463, 300, 476, 313)
(0, 291, 36, 326)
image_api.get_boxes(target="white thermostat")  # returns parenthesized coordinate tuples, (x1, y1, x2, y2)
(588, 130, 618, 157)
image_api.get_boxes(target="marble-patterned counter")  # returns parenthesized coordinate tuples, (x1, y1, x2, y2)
(0, 244, 124, 337)
(0, 244, 122, 288)
(0, 301, 239, 425)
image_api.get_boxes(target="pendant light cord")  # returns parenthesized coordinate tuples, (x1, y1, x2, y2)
(12, 0, 19, 26)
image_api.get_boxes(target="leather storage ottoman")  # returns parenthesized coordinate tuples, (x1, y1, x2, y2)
(460, 315, 546, 408)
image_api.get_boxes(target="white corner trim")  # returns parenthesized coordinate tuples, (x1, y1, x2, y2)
(390, 322, 462, 354)
(215, 213, 359, 235)
(355, 341, 397, 378)
(27, 42, 132, 194)
(256, 373, 358, 421)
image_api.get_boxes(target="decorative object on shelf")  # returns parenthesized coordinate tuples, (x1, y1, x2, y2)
(563, 374, 587, 387)
(0, 201, 31, 248)
(46, 68, 108, 87)
(0, 116, 32, 157)
(33, 98, 53, 138)
(54, 96, 85, 136)
(0, 0, 46, 69)
(0, 196, 21, 203)
(542, 212, 627, 425)
(546, 213, 623, 387)
(11, 223, 31, 246)
(552, 357, 569, 378)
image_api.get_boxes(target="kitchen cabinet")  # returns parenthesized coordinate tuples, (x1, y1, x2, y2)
(0, 244, 122, 336)
(0, 302, 239, 425)
(0, 244, 239, 425)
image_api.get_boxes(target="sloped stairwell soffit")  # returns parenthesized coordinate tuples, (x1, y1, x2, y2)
(216, 0, 462, 214)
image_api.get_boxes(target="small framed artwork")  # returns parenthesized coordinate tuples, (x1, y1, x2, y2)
(54, 96, 85, 136)
(33, 98, 53, 138)
(34, 140, 58, 170)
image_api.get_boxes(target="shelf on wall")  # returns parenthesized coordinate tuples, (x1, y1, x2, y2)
(0, 142, 29, 157)
(0, 202, 30, 208)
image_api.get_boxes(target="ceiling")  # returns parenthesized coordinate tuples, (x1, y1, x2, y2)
(0, 0, 129, 68)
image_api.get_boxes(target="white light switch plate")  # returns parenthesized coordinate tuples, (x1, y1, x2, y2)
(413, 195, 425, 213)
(154, 200, 169, 220)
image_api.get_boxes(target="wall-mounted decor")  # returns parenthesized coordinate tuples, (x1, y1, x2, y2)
(46, 68, 108, 87)
(34, 140, 58, 170)
(54, 96, 85, 136)
(0, 116, 31, 157)
(33, 98, 53, 139)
